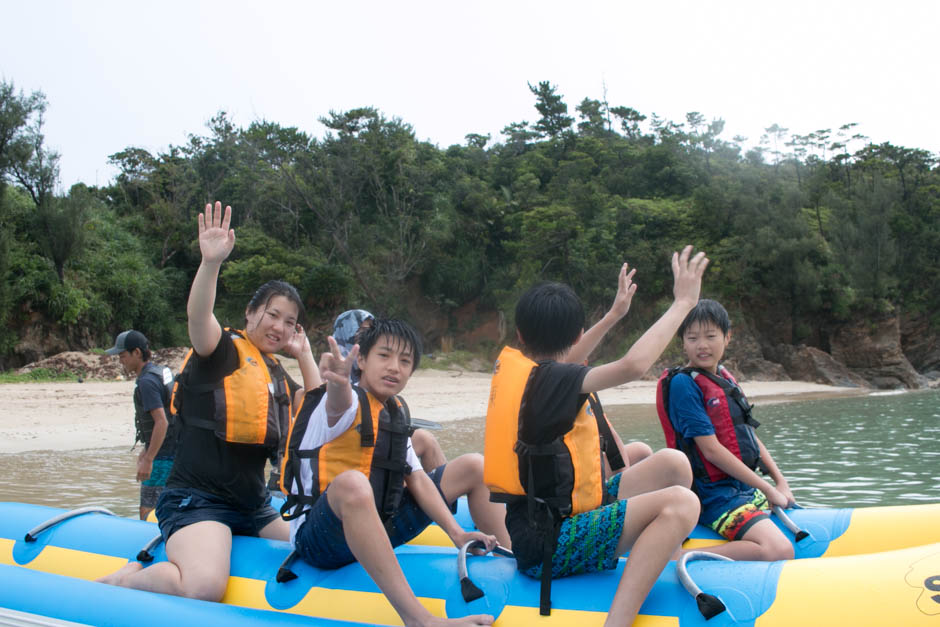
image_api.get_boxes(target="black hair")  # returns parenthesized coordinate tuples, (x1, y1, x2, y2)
(515, 282, 584, 358)
(137, 346, 152, 362)
(677, 299, 731, 338)
(246, 280, 306, 326)
(356, 318, 423, 371)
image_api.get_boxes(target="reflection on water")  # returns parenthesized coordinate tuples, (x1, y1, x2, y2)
(0, 447, 141, 517)
(1, 390, 937, 516)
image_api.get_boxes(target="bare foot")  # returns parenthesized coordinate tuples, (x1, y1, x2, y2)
(95, 560, 143, 586)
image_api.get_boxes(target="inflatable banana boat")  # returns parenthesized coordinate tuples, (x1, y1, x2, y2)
(1, 501, 939, 626)
(411, 496, 940, 558)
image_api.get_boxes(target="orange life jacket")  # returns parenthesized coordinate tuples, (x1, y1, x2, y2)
(171, 329, 292, 447)
(483, 346, 613, 518)
(279, 385, 411, 522)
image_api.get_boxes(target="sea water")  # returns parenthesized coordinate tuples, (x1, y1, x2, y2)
(0, 389, 937, 517)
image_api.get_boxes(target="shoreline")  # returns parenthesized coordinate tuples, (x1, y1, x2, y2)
(0, 369, 870, 455)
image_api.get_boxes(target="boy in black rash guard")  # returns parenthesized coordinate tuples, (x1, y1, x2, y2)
(107, 329, 177, 520)
(484, 246, 708, 625)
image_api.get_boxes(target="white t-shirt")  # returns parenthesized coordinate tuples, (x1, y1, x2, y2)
(288, 389, 421, 545)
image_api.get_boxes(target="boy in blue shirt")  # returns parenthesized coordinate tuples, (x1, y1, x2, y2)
(657, 299, 795, 560)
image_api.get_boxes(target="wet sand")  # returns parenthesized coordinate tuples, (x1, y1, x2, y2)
(0, 367, 867, 454)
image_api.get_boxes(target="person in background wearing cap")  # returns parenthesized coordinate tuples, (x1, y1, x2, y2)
(107, 330, 177, 520)
(334, 309, 446, 471)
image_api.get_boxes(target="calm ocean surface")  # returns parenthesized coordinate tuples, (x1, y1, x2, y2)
(1, 389, 937, 517)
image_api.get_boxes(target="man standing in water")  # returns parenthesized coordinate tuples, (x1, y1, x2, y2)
(107, 330, 176, 520)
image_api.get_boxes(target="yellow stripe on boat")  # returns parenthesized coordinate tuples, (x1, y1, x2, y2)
(495, 605, 676, 626)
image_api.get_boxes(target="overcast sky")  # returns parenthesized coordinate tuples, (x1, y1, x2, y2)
(3, 0, 937, 189)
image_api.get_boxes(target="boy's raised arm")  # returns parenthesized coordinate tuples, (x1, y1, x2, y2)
(582, 246, 708, 393)
(563, 262, 637, 365)
(318, 336, 358, 427)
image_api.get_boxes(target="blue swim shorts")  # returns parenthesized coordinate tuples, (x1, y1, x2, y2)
(294, 464, 455, 569)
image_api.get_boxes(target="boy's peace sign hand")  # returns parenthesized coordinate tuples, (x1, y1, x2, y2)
(319, 336, 359, 387)
(671, 245, 709, 308)
(198, 201, 236, 264)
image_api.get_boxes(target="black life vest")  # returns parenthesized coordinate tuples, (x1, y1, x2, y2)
(133, 361, 177, 453)
(279, 385, 412, 524)
(656, 365, 761, 482)
(483, 346, 626, 616)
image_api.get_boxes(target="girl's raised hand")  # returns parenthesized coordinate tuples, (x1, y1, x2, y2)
(198, 201, 236, 264)
(283, 324, 311, 359)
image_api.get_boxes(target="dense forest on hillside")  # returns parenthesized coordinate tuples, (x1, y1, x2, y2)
(1, 79, 938, 375)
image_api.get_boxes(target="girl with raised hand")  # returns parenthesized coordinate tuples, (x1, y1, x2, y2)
(98, 201, 320, 601)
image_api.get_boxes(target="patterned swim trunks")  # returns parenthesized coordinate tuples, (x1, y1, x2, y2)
(141, 457, 174, 487)
(710, 488, 770, 540)
(523, 474, 626, 579)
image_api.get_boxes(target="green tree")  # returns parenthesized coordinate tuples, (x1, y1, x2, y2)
(528, 81, 573, 139)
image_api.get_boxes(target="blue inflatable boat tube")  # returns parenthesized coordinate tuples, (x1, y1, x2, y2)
(1, 501, 939, 626)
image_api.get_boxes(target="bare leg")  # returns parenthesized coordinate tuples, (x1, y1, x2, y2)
(624, 441, 653, 465)
(678, 518, 794, 561)
(605, 486, 699, 626)
(328, 470, 494, 627)
(411, 428, 447, 472)
(437, 454, 510, 548)
(96, 520, 232, 601)
(617, 448, 693, 499)
(258, 516, 289, 541)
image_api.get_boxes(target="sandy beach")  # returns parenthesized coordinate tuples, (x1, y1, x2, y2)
(0, 366, 867, 454)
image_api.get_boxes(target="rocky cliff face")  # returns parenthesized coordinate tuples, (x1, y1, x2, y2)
(829, 316, 926, 389)
(900, 311, 940, 378)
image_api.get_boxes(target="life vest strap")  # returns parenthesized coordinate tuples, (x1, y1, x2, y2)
(588, 393, 625, 472)
(354, 387, 376, 447)
(370, 457, 412, 473)
(378, 420, 412, 436)
(181, 415, 216, 431)
(279, 492, 318, 521)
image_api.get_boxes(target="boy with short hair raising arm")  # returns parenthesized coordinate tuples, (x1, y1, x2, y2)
(484, 246, 708, 625)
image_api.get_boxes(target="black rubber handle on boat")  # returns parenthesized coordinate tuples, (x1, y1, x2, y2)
(696, 592, 726, 620)
(276, 549, 299, 583)
(676, 551, 732, 619)
(772, 505, 809, 542)
(136, 533, 164, 563)
(457, 540, 514, 603)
